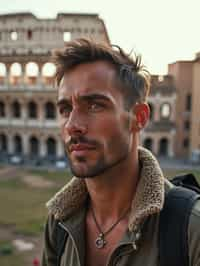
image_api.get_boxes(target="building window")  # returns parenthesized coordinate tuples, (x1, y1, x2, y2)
(46, 137, 56, 157)
(0, 134, 7, 153)
(184, 120, 190, 131)
(12, 101, 21, 118)
(160, 103, 171, 119)
(0, 63, 6, 77)
(158, 75, 164, 82)
(63, 32, 71, 42)
(10, 31, 18, 41)
(0, 102, 5, 117)
(29, 136, 39, 156)
(183, 138, 189, 148)
(186, 94, 191, 111)
(143, 138, 153, 152)
(27, 30, 33, 40)
(159, 138, 169, 156)
(10, 62, 22, 76)
(28, 101, 37, 118)
(45, 102, 56, 119)
(14, 135, 22, 154)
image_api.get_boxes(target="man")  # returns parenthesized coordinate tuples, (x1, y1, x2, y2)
(42, 39, 200, 266)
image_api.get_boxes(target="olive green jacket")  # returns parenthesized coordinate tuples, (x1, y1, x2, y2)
(42, 147, 200, 266)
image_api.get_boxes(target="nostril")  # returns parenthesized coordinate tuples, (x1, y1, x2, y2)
(65, 122, 88, 136)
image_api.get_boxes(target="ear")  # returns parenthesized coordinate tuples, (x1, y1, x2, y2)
(131, 103, 150, 131)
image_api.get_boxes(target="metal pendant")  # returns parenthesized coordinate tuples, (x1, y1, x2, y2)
(95, 233, 106, 249)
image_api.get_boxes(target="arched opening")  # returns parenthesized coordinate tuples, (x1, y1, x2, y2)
(159, 138, 169, 156)
(45, 102, 56, 119)
(29, 136, 39, 156)
(42, 62, 56, 85)
(143, 138, 153, 152)
(0, 134, 7, 153)
(10, 62, 22, 85)
(12, 101, 21, 118)
(160, 103, 171, 120)
(28, 101, 37, 119)
(0, 63, 7, 84)
(25, 62, 39, 84)
(46, 137, 56, 158)
(0, 101, 5, 117)
(14, 135, 23, 154)
(27, 29, 33, 40)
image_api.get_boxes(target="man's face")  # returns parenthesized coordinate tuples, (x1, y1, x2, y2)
(57, 61, 134, 178)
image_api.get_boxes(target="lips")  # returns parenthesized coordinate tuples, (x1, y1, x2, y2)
(69, 143, 95, 154)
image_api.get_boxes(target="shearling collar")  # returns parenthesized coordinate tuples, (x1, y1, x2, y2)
(46, 147, 165, 231)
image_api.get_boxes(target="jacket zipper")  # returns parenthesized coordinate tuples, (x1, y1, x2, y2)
(58, 221, 82, 266)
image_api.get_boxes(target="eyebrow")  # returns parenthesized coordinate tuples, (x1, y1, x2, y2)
(57, 93, 111, 106)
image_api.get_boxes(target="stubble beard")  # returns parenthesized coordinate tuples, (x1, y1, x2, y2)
(68, 146, 130, 179)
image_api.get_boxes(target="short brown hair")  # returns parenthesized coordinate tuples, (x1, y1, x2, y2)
(53, 38, 150, 108)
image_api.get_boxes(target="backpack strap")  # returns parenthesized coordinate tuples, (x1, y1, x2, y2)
(159, 186, 200, 266)
(55, 221, 68, 266)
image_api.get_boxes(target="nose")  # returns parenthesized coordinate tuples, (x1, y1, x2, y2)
(62, 108, 88, 137)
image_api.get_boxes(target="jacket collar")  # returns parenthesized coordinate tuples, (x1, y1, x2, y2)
(46, 147, 165, 232)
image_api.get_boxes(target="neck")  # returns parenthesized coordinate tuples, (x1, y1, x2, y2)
(85, 148, 140, 224)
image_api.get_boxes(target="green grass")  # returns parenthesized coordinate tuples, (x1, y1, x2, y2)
(0, 253, 26, 266)
(163, 169, 200, 183)
(0, 169, 72, 235)
(29, 168, 72, 182)
(0, 240, 25, 266)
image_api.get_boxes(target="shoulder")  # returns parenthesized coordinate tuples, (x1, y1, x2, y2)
(188, 199, 200, 265)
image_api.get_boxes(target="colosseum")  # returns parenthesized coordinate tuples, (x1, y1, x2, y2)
(0, 12, 110, 165)
(0, 12, 179, 167)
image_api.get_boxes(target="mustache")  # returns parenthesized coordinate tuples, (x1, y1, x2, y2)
(66, 136, 98, 148)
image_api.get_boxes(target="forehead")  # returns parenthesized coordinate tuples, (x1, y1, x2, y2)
(58, 61, 121, 100)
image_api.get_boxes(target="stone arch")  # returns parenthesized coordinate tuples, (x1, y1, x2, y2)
(0, 101, 5, 117)
(143, 138, 153, 152)
(28, 101, 37, 119)
(42, 62, 56, 85)
(29, 136, 39, 156)
(11, 100, 21, 118)
(46, 137, 57, 157)
(0, 133, 7, 153)
(13, 135, 23, 154)
(25, 62, 39, 85)
(159, 137, 169, 156)
(10, 62, 22, 85)
(45, 101, 56, 119)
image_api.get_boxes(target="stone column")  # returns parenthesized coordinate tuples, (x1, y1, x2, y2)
(23, 133, 29, 156)
(57, 140, 65, 157)
(39, 137, 46, 157)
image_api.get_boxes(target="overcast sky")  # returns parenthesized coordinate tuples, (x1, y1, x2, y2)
(1, 0, 200, 74)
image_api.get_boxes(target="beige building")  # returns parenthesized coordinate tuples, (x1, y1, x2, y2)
(141, 75, 176, 157)
(168, 53, 200, 160)
(0, 12, 109, 164)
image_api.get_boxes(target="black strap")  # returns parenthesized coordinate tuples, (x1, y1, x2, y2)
(159, 186, 200, 266)
(56, 222, 68, 266)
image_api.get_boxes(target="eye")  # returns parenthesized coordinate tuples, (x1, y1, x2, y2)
(59, 106, 72, 117)
(88, 102, 105, 111)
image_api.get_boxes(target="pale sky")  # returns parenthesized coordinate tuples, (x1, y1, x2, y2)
(1, 0, 200, 74)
